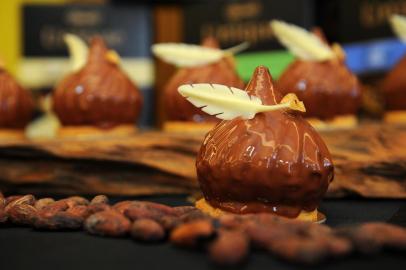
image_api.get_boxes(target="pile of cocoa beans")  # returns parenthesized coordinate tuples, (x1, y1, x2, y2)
(1, 191, 406, 265)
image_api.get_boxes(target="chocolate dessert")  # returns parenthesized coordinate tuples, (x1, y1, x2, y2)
(382, 55, 406, 111)
(195, 66, 334, 220)
(53, 37, 142, 131)
(164, 37, 244, 123)
(277, 59, 361, 120)
(0, 67, 34, 135)
(274, 26, 361, 126)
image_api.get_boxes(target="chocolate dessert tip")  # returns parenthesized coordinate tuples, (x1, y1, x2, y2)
(201, 36, 220, 48)
(87, 36, 110, 64)
(246, 65, 281, 105)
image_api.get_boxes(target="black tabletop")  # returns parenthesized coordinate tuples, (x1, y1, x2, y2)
(1, 196, 406, 270)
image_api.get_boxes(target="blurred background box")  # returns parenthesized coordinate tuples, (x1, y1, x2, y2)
(316, 0, 406, 76)
(182, 0, 315, 81)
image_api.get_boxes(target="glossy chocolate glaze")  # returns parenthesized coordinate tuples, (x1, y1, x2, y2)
(53, 37, 143, 128)
(382, 55, 406, 111)
(0, 68, 34, 129)
(196, 66, 334, 218)
(277, 59, 361, 120)
(164, 37, 245, 122)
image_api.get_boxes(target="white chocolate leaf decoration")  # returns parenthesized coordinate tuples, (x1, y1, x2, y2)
(389, 14, 406, 42)
(224, 41, 250, 55)
(152, 42, 249, 67)
(178, 83, 306, 120)
(64, 33, 89, 72)
(25, 113, 61, 140)
(270, 20, 335, 61)
(152, 43, 223, 67)
(26, 94, 60, 140)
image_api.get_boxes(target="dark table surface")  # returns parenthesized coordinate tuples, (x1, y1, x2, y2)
(1, 196, 406, 270)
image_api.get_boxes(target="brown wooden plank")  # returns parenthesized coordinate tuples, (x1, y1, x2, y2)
(0, 123, 405, 198)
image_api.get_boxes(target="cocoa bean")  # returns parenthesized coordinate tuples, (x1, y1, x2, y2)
(113, 201, 134, 214)
(35, 198, 55, 210)
(170, 220, 214, 248)
(209, 229, 250, 265)
(61, 196, 89, 207)
(91, 195, 109, 205)
(0, 192, 5, 208)
(33, 201, 88, 230)
(4, 194, 37, 225)
(178, 209, 211, 223)
(6, 204, 37, 226)
(131, 218, 165, 242)
(244, 220, 289, 249)
(336, 222, 406, 254)
(5, 195, 36, 212)
(157, 208, 211, 231)
(43, 212, 84, 230)
(85, 210, 130, 237)
(158, 215, 181, 231)
(218, 214, 247, 230)
(40, 200, 70, 214)
(66, 205, 90, 219)
(242, 217, 352, 263)
(123, 201, 177, 221)
(34, 209, 83, 230)
(87, 203, 111, 214)
(0, 192, 6, 223)
(172, 206, 197, 216)
(269, 237, 328, 264)
(5, 195, 23, 205)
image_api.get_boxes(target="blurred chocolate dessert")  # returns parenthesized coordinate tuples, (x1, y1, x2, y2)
(154, 37, 245, 132)
(382, 15, 406, 124)
(53, 36, 143, 138)
(0, 64, 34, 139)
(273, 21, 362, 130)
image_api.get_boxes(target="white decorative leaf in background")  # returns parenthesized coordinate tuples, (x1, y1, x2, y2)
(270, 20, 335, 61)
(64, 33, 89, 72)
(390, 14, 406, 42)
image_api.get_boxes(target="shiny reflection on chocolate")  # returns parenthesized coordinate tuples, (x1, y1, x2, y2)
(53, 37, 142, 128)
(196, 66, 334, 218)
(0, 68, 34, 129)
(164, 37, 245, 122)
(382, 55, 406, 111)
(277, 60, 361, 120)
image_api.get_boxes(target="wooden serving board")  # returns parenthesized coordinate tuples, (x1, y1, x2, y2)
(0, 123, 405, 198)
